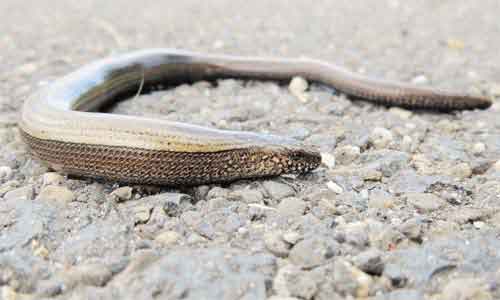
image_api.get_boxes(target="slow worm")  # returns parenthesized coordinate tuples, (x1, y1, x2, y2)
(20, 49, 491, 185)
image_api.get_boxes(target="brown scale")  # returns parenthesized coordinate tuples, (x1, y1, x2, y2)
(21, 131, 321, 186)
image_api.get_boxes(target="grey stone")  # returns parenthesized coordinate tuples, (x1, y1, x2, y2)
(37, 185, 75, 204)
(110, 186, 133, 201)
(399, 218, 424, 241)
(289, 237, 337, 269)
(277, 197, 307, 217)
(360, 150, 410, 177)
(0, 165, 13, 181)
(41, 172, 64, 186)
(0, 198, 55, 252)
(370, 127, 394, 149)
(334, 145, 361, 165)
(405, 192, 446, 213)
(110, 248, 275, 300)
(228, 189, 264, 204)
(0, 251, 47, 293)
(207, 197, 230, 210)
(262, 181, 295, 200)
(331, 259, 374, 298)
(3, 184, 34, 201)
(439, 278, 491, 300)
(384, 234, 500, 288)
(131, 204, 153, 224)
(181, 210, 204, 228)
(194, 220, 216, 240)
(206, 186, 230, 200)
(155, 230, 182, 246)
(352, 249, 384, 275)
(388, 169, 445, 194)
(63, 263, 113, 288)
(420, 135, 468, 161)
(383, 289, 424, 300)
(286, 270, 318, 300)
(264, 231, 291, 257)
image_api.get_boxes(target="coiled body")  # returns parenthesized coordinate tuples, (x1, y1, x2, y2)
(20, 49, 491, 185)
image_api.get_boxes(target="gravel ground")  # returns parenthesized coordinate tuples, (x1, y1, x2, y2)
(1, 1, 500, 299)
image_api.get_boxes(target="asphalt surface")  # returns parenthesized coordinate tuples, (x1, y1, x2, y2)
(1, 1, 500, 299)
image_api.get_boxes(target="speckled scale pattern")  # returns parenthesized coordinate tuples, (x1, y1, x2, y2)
(21, 131, 321, 186)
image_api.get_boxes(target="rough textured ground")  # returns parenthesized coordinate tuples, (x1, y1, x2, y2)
(1, 1, 500, 299)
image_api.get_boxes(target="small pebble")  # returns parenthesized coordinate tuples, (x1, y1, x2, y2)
(326, 181, 343, 194)
(490, 84, 500, 97)
(154, 230, 181, 246)
(263, 181, 295, 200)
(447, 38, 465, 50)
(473, 221, 486, 229)
(37, 185, 75, 204)
(288, 76, 309, 102)
(493, 160, 500, 171)
(17, 62, 38, 75)
(42, 172, 64, 186)
(352, 249, 384, 276)
(471, 142, 486, 155)
(277, 197, 307, 217)
(264, 232, 291, 257)
(32, 243, 50, 259)
(64, 263, 113, 287)
(436, 119, 460, 133)
(0, 166, 13, 180)
(320, 152, 336, 169)
(389, 107, 413, 119)
(206, 186, 230, 200)
(440, 278, 491, 300)
(289, 237, 336, 268)
(446, 162, 472, 179)
(186, 232, 207, 244)
(370, 127, 393, 149)
(334, 145, 361, 165)
(110, 186, 133, 201)
(405, 193, 445, 213)
(286, 270, 318, 300)
(399, 218, 424, 241)
(282, 231, 302, 245)
(332, 260, 374, 298)
(368, 193, 395, 209)
(400, 135, 413, 152)
(411, 75, 429, 85)
(228, 189, 264, 204)
(207, 197, 229, 210)
(132, 204, 153, 224)
(4, 184, 34, 201)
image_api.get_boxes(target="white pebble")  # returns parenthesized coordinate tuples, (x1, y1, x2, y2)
(334, 145, 361, 165)
(155, 231, 181, 246)
(494, 160, 500, 171)
(389, 107, 412, 119)
(473, 221, 486, 229)
(0, 166, 13, 180)
(400, 135, 413, 152)
(42, 172, 64, 186)
(447, 163, 472, 179)
(411, 74, 429, 85)
(37, 185, 75, 204)
(288, 76, 309, 102)
(111, 186, 133, 201)
(326, 181, 343, 194)
(370, 127, 393, 149)
(321, 152, 336, 169)
(4, 185, 34, 201)
(471, 142, 486, 155)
